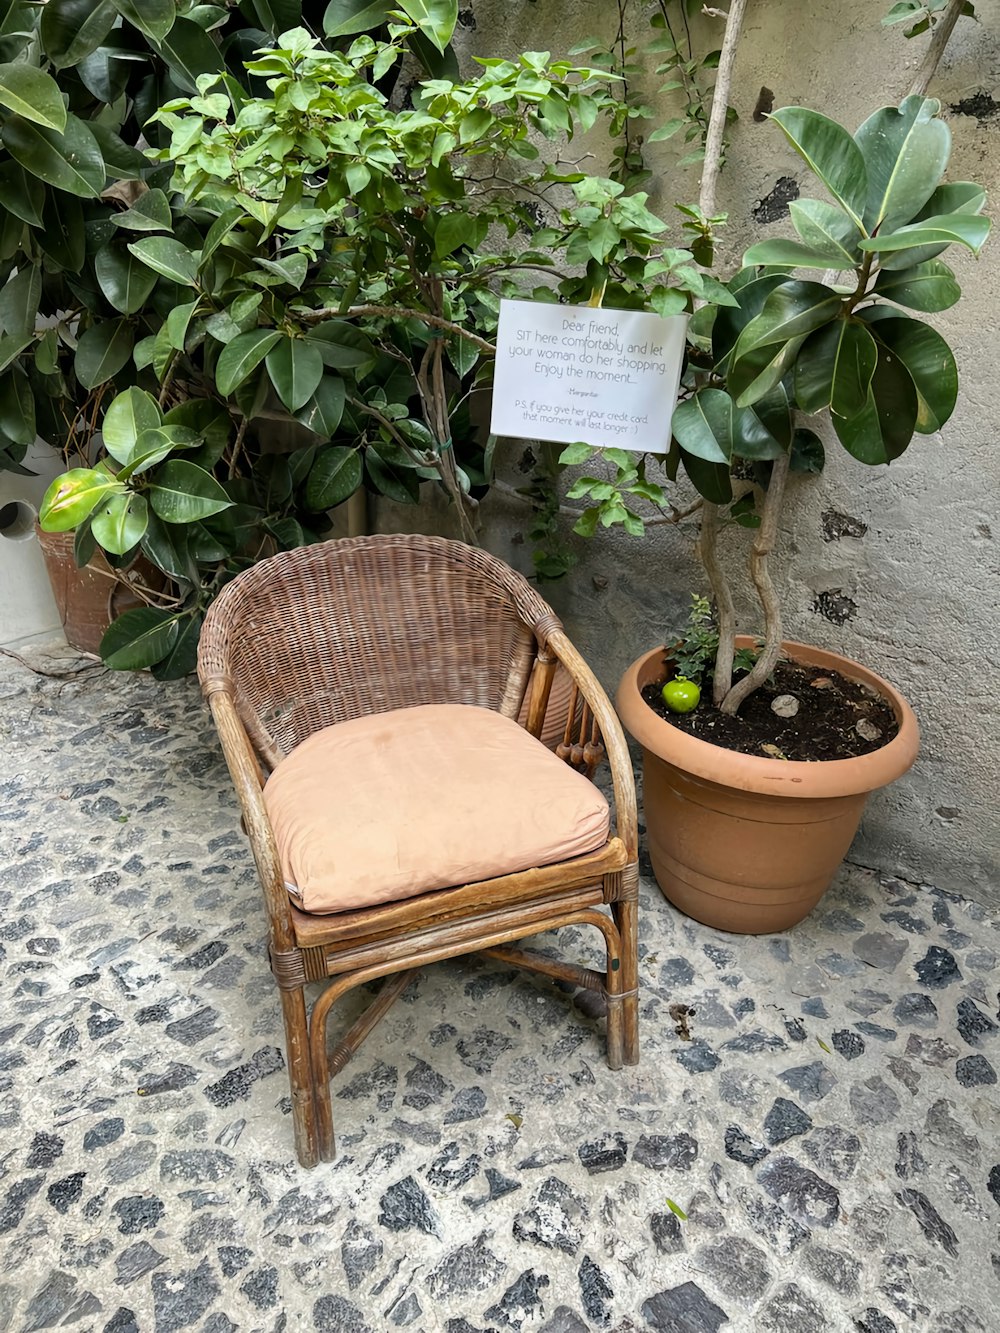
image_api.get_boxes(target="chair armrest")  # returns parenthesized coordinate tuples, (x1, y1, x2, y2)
(206, 689, 296, 950)
(545, 627, 639, 859)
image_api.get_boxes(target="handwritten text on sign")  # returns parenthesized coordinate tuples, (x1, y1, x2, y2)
(490, 299, 688, 453)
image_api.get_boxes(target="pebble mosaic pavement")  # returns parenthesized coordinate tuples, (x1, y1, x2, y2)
(0, 646, 998, 1333)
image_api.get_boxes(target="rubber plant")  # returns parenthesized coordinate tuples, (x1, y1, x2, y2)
(40, 19, 729, 672)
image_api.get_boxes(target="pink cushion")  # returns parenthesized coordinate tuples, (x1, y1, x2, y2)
(263, 703, 611, 914)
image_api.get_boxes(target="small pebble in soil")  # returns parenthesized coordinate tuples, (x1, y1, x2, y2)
(856, 719, 883, 743)
(771, 695, 799, 718)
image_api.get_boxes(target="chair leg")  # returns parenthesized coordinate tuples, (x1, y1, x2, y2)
(613, 897, 640, 1065)
(279, 987, 320, 1169)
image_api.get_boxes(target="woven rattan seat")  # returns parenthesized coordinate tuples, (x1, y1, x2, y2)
(198, 534, 639, 1167)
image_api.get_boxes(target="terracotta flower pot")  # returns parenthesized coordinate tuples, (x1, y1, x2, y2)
(615, 639, 920, 934)
(36, 526, 155, 657)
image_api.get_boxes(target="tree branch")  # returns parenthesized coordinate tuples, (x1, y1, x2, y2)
(698, 0, 748, 217)
(299, 304, 497, 354)
(908, 0, 965, 97)
(718, 449, 791, 715)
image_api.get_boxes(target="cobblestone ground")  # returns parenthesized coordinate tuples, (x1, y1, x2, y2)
(0, 647, 998, 1333)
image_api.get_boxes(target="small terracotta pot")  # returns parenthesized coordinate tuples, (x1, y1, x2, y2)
(36, 526, 154, 657)
(615, 639, 920, 934)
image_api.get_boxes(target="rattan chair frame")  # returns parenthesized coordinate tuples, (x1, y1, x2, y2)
(198, 534, 639, 1168)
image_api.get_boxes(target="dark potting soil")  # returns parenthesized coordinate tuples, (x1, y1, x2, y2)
(641, 655, 900, 762)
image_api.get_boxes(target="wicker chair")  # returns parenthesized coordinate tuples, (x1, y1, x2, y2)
(197, 534, 639, 1167)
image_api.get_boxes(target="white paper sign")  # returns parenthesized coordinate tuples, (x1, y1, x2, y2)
(490, 299, 688, 453)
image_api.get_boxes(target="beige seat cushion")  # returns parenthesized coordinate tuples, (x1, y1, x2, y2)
(263, 703, 611, 914)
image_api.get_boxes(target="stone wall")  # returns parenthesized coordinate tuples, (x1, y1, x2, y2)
(456, 1, 1000, 905)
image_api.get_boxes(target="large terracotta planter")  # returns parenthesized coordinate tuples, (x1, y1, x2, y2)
(616, 639, 920, 934)
(36, 526, 152, 656)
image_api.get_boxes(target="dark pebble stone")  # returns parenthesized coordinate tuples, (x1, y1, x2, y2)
(159, 1151, 234, 1185)
(895, 1188, 959, 1256)
(71, 973, 100, 990)
(151, 1257, 220, 1332)
(956, 1055, 996, 1087)
(578, 1133, 628, 1174)
(512, 1178, 583, 1256)
(240, 1267, 278, 1310)
(802, 1127, 862, 1181)
(455, 1028, 514, 1076)
(22, 1270, 100, 1332)
(27, 937, 59, 955)
(340, 1221, 382, 1291)
(846, 988, 891, 1016)
(880, 910, 927, 935)
(914, 946, 962, 989)
(741, 1193, 809, 1257)
(659, 957, 695, 986)
(174, 941, 227, 971)
(26, 1132, 64, 1168)
(218, 1246, 252, 1278)
(696, 1236, 771, 1302)
(0, 1173, 43, 1231)
(894, 1131, 927, 1180)
(426, 1143, 480, 1191)
(676, 1039, 720, 1074)
(203, 1046, 284, 1108)
(402, 1058, 450, 1111)
(45, 1173, 83, 1215)
(801, 998, 828, 1019)
(135, 1005, 171, 1026)
(138, 1064, 199, 1096)
(377, 1176, 439, 1235)
(444, 1086, 486, 1124)
(893, 993, 938, 1028)
(724, 1126, 768, 1167)
(163, 1008, 221, 1047)
(642, 1280, 728, 1332)
(854, 1312, 897, 1333)
(201, 1318, 236, 1333)
(650, 1212, 684, 1254)
(539, 1308, 588, 1333)
(855, 1021, 896, 1042)
(779, 1061, 837, 1103)
(759, 1281, 829, 1332)
(784, 1017, 807, 1043)
(757, 1155, 840, 1229)
(427, 1233, 507, 1299)
(484, 1270, 550, 1329)
(113, 1195, 165, 1235)
(633, 1132, 698, 1171)
(986, 1164, 1000, 1209)
(87, 1013, 124, 1040)
(115, 1242, 166, 1287)
(103, 1309, 140, 1333)
(388, 1293, 421, 1326)
(578, 1256, 613, 1325)
(720, 1030, 787, 1055)
(850, 1077, 901, 1125)
(764, 1098, 812, 1146)
(313, 1295, 374, 1333)
(733, 998, 756, 1018)
(802, 1244, 860, 1296)
(832, 1030, 865, 1061)
(83, 1118, 125, 1152)
(957, 998, 998, 1047)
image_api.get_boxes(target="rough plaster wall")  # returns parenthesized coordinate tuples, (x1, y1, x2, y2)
(450, 0, 1000, 905)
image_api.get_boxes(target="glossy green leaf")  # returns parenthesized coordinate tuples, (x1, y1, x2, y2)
(39, 467, 124, 531)
(914, 181, 986, 220)
(671, 389, 732, 462)
(711, 274, 788, 372)
(102, 388, 162, 464)
(295, 375, 346, 439)
(1, 114, 105, 198)
(100, 606, 181, 670)
(323, 0, 391, 38)
(266, 336, 324, 413)
(0, 366, 33, 444)
(0, 265, 40, 341)
(35, 328, 59, 375)
(38, 0, 117, 68)
(864, 314, 958, 433)
(152, 17, 224, 95)
(140, 513, 198, 586)
(95, 242, 159, 315)
(305, 445, 362, 509)
(110, 189, 173, 232)
(127, 236, 200, 286)
(729, 335, 807, 409)
(788, 199, 863, 266)
(88, 122, 149, 179)
(304, 320, 377, 376)
(117, 427, 198, 477)
(434, 212, 476, 259)
(789, 428, 825, 474)
(399, 0, 457, 52)
(733, 281, 842, 359)
(679, 448, 732, 504)
(853, 96, 949, 233)
(768, 107, 868, 227)
(0, 332, 30, 375)
(366, 445, 420, 503)
(39, 188, 85, 272)
(794, 320, 878, 418)
(217, 329, 281, 396)
(748, 382, 793, 452)
(148, 460, 232, 523)
(151, 610, 203, 680)
(76, 44, 130, 105)
(113, 0, 175, 42)
(860, 212, 990, 255)
(75, 318, 133, 389)
(872, 258, 960, 312)
(0, 159, 43, 226)
(832, 342, 917, 464)
(0, 63, 66, 132)
(165, 299, 200, 352)
(741, 238, 858, 271)
(91, 491, 149, 555)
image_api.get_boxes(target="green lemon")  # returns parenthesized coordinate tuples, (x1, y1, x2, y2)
(661, 676, 701, 714)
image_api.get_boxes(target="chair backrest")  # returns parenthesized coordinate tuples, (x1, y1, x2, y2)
(198, 534, 560, 766)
